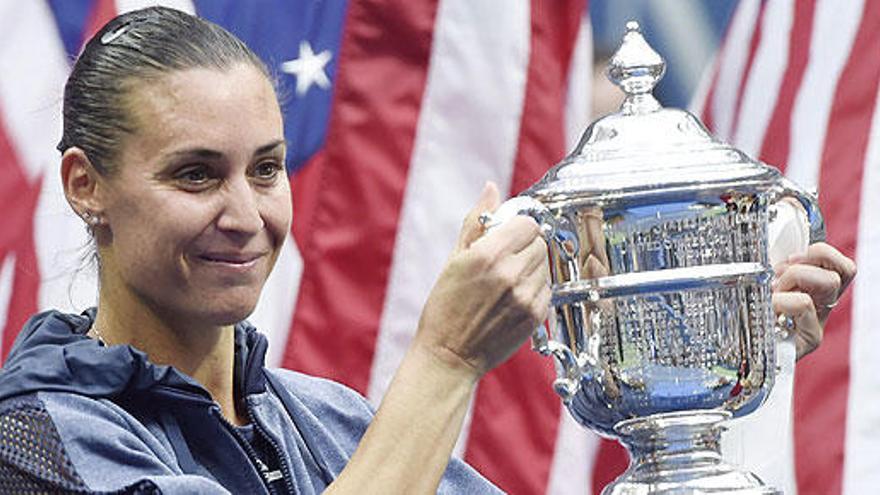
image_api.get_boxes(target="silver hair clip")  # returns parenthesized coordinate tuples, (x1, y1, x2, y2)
(100, 22, 132, 45)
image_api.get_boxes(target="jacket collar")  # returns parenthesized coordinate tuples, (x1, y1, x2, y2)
(0, 309, 269, 404)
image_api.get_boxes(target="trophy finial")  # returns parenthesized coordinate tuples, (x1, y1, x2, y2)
(607, 20, 665, 114)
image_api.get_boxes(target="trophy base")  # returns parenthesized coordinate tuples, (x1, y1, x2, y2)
(604, 410, 780, 495)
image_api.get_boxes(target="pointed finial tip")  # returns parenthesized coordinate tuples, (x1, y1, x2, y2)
(606, 20, 666, 114)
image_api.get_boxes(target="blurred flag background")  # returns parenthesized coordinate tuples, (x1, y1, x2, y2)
(0, 1, 875, 494)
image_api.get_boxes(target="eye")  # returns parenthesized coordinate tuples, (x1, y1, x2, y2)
(173, 164, 216, 189)
(252, 160, 284, 182)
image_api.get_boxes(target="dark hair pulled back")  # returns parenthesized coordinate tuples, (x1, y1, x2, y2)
(58, 6, 270, 174)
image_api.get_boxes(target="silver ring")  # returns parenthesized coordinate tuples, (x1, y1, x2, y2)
(776, 313, 796, 339)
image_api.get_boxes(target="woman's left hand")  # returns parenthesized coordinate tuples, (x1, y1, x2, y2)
(772, 242, 857, 360)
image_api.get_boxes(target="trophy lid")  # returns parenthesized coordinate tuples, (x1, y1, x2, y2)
(527, 21, 781, 206)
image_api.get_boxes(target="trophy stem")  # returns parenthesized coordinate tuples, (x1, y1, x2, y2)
(603, 410, 780, 495)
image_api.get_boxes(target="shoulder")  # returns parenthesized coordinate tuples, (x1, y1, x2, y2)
(0, 391, 194, 492)
(0, 390, 174, 458)
(0, 393, 92, 492)
(264, 368, 375, 421)
(0, 392, 161, 492)
(0, 391, 230, 493)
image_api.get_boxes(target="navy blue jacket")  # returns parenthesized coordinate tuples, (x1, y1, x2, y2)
(0, 310, 500, 494)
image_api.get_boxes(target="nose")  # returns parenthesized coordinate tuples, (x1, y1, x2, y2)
(216, 176, 264, 236)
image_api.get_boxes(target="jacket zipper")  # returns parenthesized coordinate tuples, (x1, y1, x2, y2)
(245, 402, 298, 495)
(211, 406, 286, 495)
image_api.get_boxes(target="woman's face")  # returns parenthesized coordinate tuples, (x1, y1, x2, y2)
(98, 63, 291, 326)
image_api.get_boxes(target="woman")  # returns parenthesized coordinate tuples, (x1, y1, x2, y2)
(0, 7, 855, 494)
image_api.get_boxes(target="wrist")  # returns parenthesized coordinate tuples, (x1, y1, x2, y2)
(406, 340, 482, 389)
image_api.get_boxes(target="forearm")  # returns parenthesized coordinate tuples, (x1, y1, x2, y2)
(325, 343, 478, 494)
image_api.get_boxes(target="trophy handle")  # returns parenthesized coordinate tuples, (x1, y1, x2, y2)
(480, 196, 585, 401)
(769, 177, 825, 247)
(479, 196, 558, 240)
(767, 179, 813, 388)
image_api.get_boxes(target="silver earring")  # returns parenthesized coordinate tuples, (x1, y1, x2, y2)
(82, 211, 102, 227)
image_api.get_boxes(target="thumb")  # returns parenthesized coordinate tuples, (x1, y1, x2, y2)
(457, 181, 501, 251)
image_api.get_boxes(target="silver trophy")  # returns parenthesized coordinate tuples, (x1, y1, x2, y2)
(484, 22, 823, 494)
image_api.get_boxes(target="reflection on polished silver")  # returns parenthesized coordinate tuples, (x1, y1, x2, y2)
(486, 21, 824, 494)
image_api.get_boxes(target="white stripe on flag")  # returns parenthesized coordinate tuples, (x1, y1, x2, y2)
(710, 0, 761, 141)
(546, 406, 602, 495)
(547, 412, 601, 495)
(116, 0, 195, 15)
(786, 0, 864, 191)
(842, 74, 880, 495)
(564, 16, 592, 154)
(732, 0, 794, 157)
(366, 0, 531, 456)
(0, 255, 15, 355)
(548, 13, 596, 495)
(250, 235, 302, 368)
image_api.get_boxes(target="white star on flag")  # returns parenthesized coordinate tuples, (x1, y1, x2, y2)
(280, 41, 333, 96)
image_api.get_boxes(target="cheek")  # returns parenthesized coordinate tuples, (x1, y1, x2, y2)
(111, 195, 217, 262)
(263, 185, 293, 243)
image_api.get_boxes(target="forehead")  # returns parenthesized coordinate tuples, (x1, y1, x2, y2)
(122, 64, 282, 157)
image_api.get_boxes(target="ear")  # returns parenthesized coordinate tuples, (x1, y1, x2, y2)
(61, 147, 105, 223)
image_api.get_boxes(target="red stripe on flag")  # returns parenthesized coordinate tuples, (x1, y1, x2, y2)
(729, 1, 767, 140)
(757, 0, 817, 172)
(463, 2, 586, 492)
(794, 2, 880, 494)
(591, 439, 628, 494)
(290, 150, 324, 249)
(0, 115, 42, 361)
(508, 0, 586, 195)
(283, 1, 440, 393)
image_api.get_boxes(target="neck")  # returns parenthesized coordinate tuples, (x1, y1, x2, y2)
(94, 283, 246, 425)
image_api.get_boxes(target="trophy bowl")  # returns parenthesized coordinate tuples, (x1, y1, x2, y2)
(484, 22, 824, 494)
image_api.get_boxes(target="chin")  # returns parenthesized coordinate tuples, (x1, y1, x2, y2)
(190, 292, 260, 327)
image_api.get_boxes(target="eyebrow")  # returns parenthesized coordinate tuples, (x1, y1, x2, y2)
(254, 139, 287, 156)
(167, 139, 287, 160)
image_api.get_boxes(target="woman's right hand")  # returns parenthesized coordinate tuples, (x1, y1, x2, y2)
(414, 182, 552, 378)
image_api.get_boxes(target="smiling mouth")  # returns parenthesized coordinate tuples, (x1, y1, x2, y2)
(196, 253, 265, 265)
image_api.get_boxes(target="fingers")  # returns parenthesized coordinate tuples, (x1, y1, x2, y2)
(512, 236, 550, 278)
(457, 182, 501, 251)
(471, 215, 542, 258)
(773, 291, 821, 360)
(525, 262, 552, 320)
(774, 263, 840, 308)
(805, 242, 857, 292)
(774, 242, 857, 322)
(493, 237, 551, 326)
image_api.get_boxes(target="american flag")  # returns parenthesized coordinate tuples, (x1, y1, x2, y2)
(696, 0, 880, 494)
(0, 1, 874, 494)
(0, 0, 602, 493)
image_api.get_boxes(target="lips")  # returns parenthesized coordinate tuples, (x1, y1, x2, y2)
(197, 252, 264, 264)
